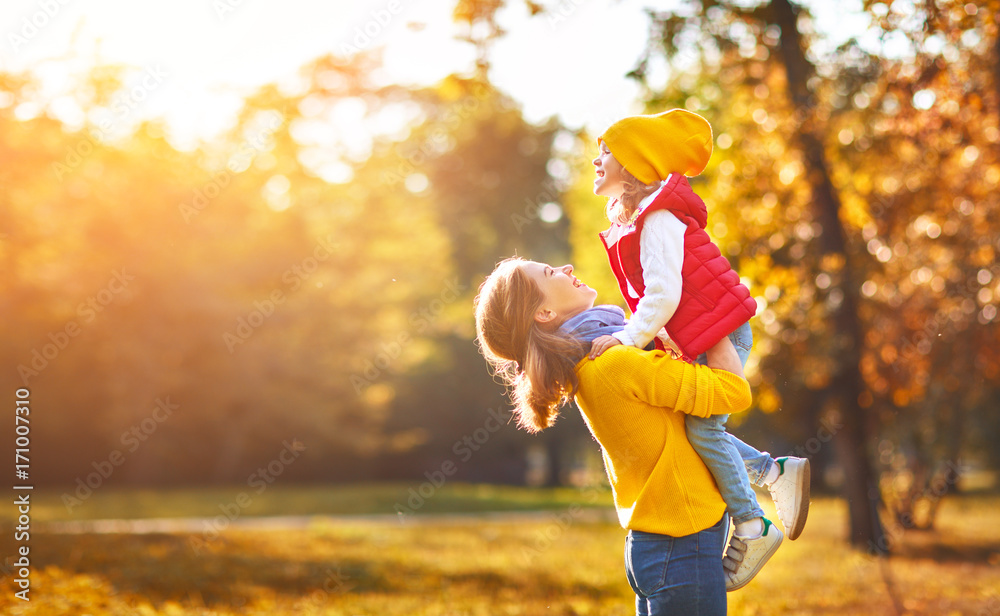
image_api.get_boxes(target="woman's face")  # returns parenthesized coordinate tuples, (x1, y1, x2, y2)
(593, 141, 627, 199)
(523, 261, 598, 327)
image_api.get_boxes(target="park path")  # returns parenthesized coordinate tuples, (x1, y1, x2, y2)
(38, 508, 619, 534)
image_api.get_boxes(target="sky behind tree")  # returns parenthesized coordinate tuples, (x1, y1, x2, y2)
(1, 0, 875, 147)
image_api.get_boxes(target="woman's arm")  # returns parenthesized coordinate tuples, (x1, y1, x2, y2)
(600, 346, 751, 418)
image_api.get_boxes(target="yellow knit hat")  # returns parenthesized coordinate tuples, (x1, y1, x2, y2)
(598, 109, 713, 183)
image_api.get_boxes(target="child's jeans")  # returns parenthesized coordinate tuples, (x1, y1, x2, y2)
(686, 322, 775, 526)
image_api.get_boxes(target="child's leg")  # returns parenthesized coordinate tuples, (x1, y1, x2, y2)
(699, 323, 811, 540)
(727, 321, 753, 367)
(697, 322, 777, 483)
(685, 413, 765, 529)
(727, 433, 776, 487)
(696, 323, 752, 368)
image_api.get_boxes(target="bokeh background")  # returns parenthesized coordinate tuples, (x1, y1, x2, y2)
(1, 0, 999, 614)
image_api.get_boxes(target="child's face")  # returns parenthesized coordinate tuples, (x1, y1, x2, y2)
(593, 141, 627, 199)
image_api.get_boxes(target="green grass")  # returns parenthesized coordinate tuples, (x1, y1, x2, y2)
(1, 492, 997, 615)
(4, 482, 615, 525)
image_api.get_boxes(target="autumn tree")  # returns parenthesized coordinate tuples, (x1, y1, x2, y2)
(619, 0, 1000, 550)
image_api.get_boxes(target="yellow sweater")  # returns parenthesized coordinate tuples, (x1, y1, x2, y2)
(574, 345, 752, 537)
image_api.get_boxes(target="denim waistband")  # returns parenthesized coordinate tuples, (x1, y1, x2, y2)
(627, 514, 728, 542)
(627, 529, 678, 542)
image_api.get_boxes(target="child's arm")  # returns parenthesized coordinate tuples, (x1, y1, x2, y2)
(590, 211, 686, 358)
(614, 210, 686, 347)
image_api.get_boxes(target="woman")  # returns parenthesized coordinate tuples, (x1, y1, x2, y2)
(474, 257, 753, 615)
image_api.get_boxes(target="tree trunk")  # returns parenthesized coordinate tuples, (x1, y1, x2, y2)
(995, 8, 1000, 111)
(543, 431, 565, 487)
(770, 0, 887, 552)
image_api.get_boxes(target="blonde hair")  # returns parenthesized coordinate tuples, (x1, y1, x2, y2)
(605, 166, 660, 225)
(474, 258, 587, 432)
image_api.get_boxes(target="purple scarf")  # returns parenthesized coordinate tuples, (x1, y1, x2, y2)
(558, 305, 627, 363)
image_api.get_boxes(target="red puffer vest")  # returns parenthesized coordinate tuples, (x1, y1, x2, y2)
(600, 174, 758, 360)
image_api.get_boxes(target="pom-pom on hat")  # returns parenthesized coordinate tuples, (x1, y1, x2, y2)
(598, 109, 713, 183)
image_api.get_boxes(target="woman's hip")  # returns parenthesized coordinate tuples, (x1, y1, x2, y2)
(624, 514, 729, 615)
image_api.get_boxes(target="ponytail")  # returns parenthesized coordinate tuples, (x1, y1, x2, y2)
(474, 258, 587, 432)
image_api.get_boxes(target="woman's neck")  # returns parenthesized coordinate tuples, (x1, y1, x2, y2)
(551, 305, 594, 330)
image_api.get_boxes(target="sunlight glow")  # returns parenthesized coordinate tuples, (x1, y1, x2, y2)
(913, 89, 936, 110)
(538, 202, 563, 224)
(1, 0, 882, 159)
(404, 173, 429, 194)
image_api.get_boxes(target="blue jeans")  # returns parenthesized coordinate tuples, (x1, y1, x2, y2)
(624, 514, 729, 615)
(687, 322, 775, 524)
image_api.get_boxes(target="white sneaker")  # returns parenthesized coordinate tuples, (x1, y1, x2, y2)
(723, 518, 783, 592)
(768, 457, 810, 540)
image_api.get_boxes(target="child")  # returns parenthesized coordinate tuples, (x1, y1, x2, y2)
(588, 108, 810, 591)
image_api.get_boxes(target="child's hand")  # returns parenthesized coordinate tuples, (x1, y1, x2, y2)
(589, 335, 622, 359)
